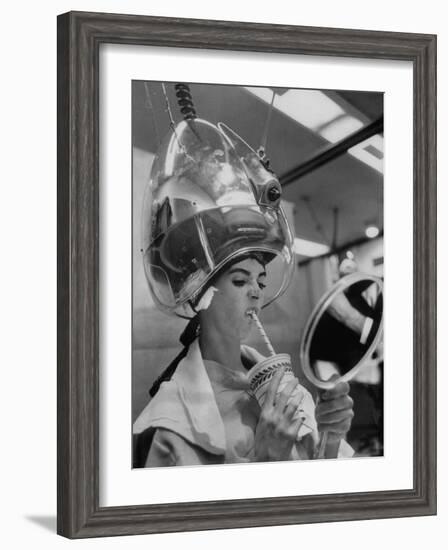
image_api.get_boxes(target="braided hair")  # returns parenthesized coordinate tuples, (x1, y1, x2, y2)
(148, 315, 200, 397)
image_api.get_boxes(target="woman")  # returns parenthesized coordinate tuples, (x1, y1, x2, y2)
(133, 116, 354, 467)
(134, 253, 354, 466)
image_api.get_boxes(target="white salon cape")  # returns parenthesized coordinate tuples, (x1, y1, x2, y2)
(133, 340, 354, 466)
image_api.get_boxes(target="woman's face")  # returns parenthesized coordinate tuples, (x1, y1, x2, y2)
(203, 257, 267, 341)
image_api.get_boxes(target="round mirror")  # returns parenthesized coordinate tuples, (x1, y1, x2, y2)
(300, 272, 383, 390)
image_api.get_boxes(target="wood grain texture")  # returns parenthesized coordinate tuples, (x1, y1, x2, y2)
(57, 10, 437, 538)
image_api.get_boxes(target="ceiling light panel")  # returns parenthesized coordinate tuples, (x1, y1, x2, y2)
(245, 87, 344, 130)
(349, 135, 384, 173)
(293, 237, 330, 257)
(320, 115, 364, 143)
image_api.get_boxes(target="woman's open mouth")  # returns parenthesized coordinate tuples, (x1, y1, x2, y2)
(245, 307, 260, 318)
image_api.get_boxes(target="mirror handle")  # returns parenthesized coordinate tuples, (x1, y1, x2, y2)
(316, 431, 328, 459)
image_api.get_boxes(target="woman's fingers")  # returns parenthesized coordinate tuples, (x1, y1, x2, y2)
(277, 397, 307, 441)
(321, 380, 350, 401)
(316, 395, 353, 416)
(317, 396, 354, 435)
(274, 378, 299, 412)
(318, 416, 353, 435)
(317, 407, 354, 425)
(264, 366, 285, 408)
(316, 376, 353, 437)
(283, 388, 305, 421)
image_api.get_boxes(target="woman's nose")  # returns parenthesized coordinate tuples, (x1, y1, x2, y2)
(248, 283, 260, 299)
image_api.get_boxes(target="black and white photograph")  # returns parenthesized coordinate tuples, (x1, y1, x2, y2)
(132, 81, 384, 468)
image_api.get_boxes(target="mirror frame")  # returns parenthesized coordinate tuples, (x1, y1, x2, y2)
(300, 272, 384, 390)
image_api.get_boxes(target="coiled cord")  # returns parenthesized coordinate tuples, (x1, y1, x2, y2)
(175, 83, 197, 120)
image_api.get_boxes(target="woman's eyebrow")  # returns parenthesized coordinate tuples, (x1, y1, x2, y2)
(228, 268, 267, 278)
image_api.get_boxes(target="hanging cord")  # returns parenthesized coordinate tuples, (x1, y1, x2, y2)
(161, 83, 196, 162)
(174, 82, 202, 142)
(257, 89, 276, 172)
(174, 83, 198, 120)
(301, 196, 331, 246)
(148, 315, 200, 397)
(331, 206, 339, 250)
(143, 82, 161, 149)
(161, 82, 177, 129)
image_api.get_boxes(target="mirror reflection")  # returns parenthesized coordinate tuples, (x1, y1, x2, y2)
(306, 275, 383, 386)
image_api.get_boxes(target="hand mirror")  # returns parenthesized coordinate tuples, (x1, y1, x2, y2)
(300, 272, 383, 391)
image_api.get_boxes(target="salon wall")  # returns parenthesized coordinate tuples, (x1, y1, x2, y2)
(351, 237, 384, 278)
(1, 1, 445, 550)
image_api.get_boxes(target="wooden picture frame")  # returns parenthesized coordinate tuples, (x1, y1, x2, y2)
(57, 10, 437, 538)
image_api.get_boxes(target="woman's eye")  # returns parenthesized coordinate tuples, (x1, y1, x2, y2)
(231, 279, 266, 289)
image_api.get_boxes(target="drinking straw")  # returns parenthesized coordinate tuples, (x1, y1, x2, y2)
(249, 312, 276, 357)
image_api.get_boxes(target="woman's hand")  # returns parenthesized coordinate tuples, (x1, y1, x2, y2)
(315, 378, 354, 457)
(254, 367, 304, 462)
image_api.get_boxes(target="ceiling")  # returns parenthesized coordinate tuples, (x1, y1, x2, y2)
(132, 81, 383, 258)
